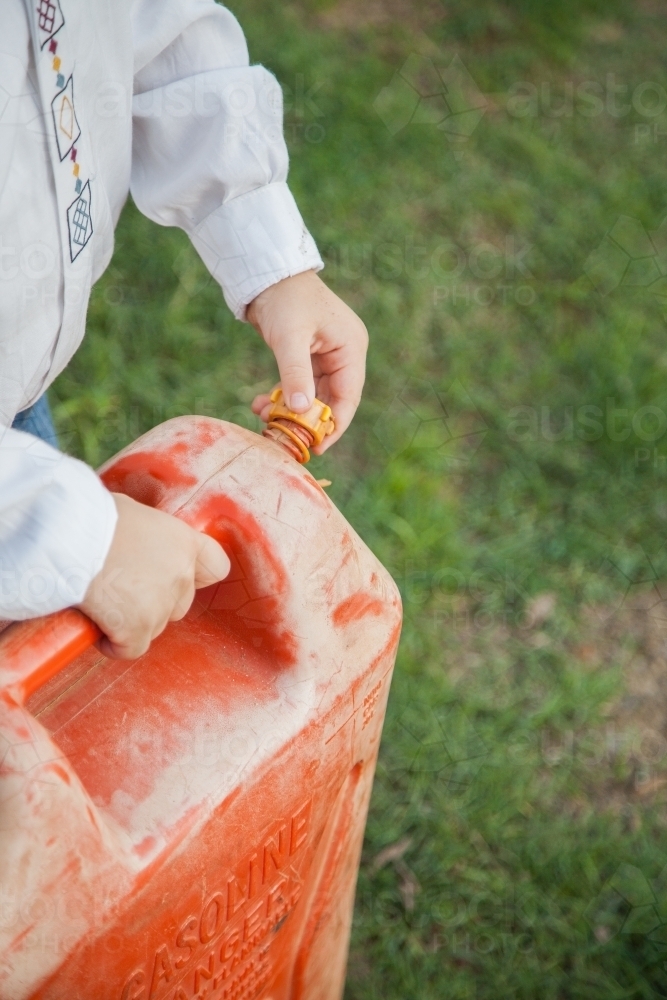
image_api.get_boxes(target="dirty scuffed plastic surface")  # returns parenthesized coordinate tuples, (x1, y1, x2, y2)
(0, 417, 402, 1000)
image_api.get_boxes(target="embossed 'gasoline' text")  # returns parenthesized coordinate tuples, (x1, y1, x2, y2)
(120, 800, 312, 1000)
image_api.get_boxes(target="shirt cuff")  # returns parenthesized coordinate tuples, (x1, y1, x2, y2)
(188, 181, 324, 320)
(0, 428, 118, 619)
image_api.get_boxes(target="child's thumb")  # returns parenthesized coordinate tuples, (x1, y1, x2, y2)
(273, 337, 315, 413)
(194, 534, 231, 588)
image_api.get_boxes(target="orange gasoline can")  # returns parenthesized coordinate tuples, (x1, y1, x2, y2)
(0, 416, 402, 1000)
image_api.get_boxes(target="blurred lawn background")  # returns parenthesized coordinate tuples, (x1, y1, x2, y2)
(52, 0, 667, 996)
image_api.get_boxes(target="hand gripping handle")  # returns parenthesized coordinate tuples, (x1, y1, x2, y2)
(0, 481, 219, 707)
(0, 404, 336, 707)
(0, 495, 221, 707)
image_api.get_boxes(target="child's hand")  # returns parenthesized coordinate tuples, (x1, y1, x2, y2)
(247, 271, 368, 454)
(78, 493, 230, 659)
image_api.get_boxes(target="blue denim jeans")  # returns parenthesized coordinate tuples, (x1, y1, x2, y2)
(11, 393, 59, 448)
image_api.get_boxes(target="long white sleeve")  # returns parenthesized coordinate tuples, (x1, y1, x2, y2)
(130, 0, 323, 320)
(0, 427, 118, 619)
(0, 0, 322, 624)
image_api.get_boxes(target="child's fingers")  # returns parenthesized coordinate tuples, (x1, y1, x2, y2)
(194, 534, 231, 588)
(80, 496, 230, 661)
(96, 623, 155, 660)
(312, 387, 359, 453)
(252, 362, 364, 452)
(312, 355, 367, 454)
(270, 330, 316, 414)
(251, 393, 272, 417)
(252, 308, 366, 453)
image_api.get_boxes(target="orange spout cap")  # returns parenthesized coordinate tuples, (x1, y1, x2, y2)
(262, 388, 335, 463)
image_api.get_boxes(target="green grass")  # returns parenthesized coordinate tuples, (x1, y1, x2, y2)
(52, 0, 667, 995)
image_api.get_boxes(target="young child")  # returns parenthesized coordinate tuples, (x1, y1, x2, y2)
(0, 0, 367, 658)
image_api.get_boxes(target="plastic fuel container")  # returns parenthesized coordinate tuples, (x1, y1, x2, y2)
(0, 412, 402, 1000)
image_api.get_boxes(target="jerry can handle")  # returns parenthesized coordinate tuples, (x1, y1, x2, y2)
(0, 397, 337, 706)
(0, 609, 101, 706)
(0, 504, 221, 705)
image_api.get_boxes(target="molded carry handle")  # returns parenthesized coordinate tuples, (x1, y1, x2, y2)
(0, 405, 326, 708)
(0, 610, 101, 706)
(0, 505, 219, 707)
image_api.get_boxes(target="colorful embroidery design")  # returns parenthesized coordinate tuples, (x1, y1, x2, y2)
(50, 76, 81, 161)
(36, 0, 64, 49)
(66, 181, 93, 261)
(38, 2, 93, 263)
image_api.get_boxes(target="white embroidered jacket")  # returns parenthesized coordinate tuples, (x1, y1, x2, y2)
(0, 0, 324, 619)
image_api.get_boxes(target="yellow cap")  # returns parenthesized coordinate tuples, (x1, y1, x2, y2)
(263, 388, 335, 463)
